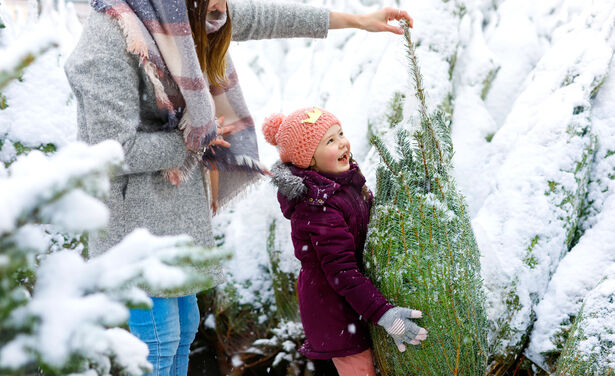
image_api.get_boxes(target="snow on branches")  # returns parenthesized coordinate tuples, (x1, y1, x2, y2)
(0, 141, 229, 375)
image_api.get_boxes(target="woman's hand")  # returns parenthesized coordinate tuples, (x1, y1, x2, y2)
(208, 116, 231, 155)
(329, 8, 413, 35)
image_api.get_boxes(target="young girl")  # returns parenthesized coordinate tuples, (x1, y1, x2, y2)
(263, 107, 428, 375)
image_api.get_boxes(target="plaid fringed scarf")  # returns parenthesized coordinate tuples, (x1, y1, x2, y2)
(91, 0, 266, 191)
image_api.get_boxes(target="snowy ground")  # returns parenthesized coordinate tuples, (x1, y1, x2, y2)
(1, 0, 614, 373)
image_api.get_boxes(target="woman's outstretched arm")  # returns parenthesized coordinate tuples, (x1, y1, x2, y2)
(229, 0, 413, 41)
(330, 7, 413, 35)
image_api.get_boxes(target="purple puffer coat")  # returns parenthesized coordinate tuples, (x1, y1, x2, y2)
(272, 161, 393, 359)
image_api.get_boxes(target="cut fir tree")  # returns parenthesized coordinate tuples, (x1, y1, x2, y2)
(365, 23, 490, 376)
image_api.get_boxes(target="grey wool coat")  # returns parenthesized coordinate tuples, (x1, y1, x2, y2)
(65, 1, 330, 296)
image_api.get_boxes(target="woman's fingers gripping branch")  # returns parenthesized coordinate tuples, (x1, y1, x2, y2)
(364, 7, 413, 34)
(329, 7, 413, 35)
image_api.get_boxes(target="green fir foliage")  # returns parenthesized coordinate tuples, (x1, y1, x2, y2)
(47, 230, 89, 259)
(210, 219, 308, 375)
(386, 92, 406, 129)
(0, 25, 58, 90)
(554, 310, 611, 376)
(553, 273, 615, 376)
(212, 281, 273, 370)
(365, 24, 489, 376)
(480, 67, 500, 100)
(267, 220, 300, 322)
(368, 93, 406, 141)
(13, 141, 57, 156)
(0, 54, 37, 90)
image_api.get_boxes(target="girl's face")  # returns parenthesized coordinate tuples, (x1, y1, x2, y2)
(207, 0, 227, 13)
(310, 124, 351, 174)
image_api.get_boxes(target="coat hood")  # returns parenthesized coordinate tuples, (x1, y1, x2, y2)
(271, 161, 308, 201)
(271, 160, 365, 219)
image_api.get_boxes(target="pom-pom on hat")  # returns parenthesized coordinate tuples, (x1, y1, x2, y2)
(262, 107, 340, 168)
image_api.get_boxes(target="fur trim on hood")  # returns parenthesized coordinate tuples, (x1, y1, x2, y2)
(270, 161, 307, 200)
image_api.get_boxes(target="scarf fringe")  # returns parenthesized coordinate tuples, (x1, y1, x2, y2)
(177, 109, 218, 148)
(107, 8, 175, 112)
(177, 109, 198, 138)
(163, 151, 201, 186)
(178, 152, 201, 183)
(175, 109, 216, 182)
(164, 148, 268, 187)
(216, 170, 264, 211)
(142, 60, 174, 111)
(204, 153, 270, 175)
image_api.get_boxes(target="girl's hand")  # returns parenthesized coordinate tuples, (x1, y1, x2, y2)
(330, 8, 413, 35)
(377, 307, 428, 352)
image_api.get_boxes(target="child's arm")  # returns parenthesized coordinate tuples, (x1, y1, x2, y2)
(307, 207, 391, 320)
(306, 206, 427, 350)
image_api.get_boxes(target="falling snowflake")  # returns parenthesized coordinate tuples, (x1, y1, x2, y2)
(348, 324, 356, 334)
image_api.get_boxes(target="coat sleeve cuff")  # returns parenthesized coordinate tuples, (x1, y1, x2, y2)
(370, 303, 395, 324)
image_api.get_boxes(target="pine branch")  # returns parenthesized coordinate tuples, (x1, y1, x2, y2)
(402, 22, 447, 172)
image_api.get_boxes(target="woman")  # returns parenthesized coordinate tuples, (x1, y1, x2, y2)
(64, 1, 412, 375)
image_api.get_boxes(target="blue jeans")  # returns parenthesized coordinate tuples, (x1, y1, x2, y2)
(128, 294, 200, 376)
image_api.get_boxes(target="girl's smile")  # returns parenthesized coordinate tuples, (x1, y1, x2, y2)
(310, 124, 351, 174)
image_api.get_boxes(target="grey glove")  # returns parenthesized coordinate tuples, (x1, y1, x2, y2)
(377, 307, 427, 352)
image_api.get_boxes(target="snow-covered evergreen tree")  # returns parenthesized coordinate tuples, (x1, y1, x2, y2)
(0, 0, 86, 257)
(472, 1, 614, 365)
(0, 1, 59, 91)
(0, 140, 229, 376)
(553, 265, 615, 376)
(0, 39, 229, 374)
(526, 55, 615, 373)
(365, 25, 489, 376)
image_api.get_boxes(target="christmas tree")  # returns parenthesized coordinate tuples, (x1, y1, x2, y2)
(365, 23, 490, 375)
(553, 265, 615, 376)
(0, 0, 86, 258)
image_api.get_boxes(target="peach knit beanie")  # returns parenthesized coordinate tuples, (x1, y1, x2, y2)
(262, 107, 340, 168)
